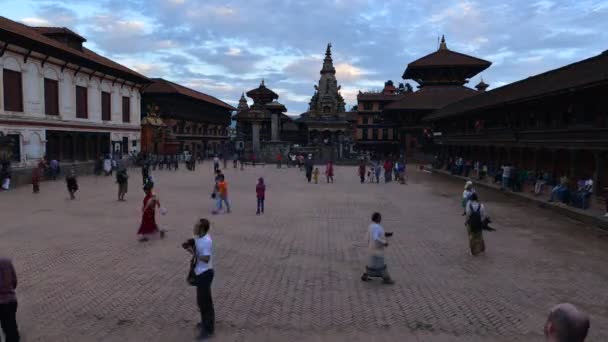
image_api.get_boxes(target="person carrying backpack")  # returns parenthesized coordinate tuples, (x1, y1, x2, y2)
(465, 193, 487, 256)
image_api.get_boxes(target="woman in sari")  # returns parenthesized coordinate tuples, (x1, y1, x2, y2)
(325, 161, 334, 183)
(137, 183, 166, 242)
(465, 193, 487, 256)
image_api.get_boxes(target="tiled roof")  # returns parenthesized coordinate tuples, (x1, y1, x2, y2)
(144, 78, 235, 111)
(32, 26, 85, 42)
(357, 93, 406, 101)
(426, 50, 608, 121)
(384, 86, 479, 111)
(0, 16, 148, 83)
(407, 48, 491, 69)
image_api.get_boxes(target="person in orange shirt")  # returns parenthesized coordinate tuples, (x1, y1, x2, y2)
(215, 175, 231, 214)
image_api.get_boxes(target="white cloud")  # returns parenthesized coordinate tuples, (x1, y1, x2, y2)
(21, 17, 51, 26)
(335, 63, 365, 81)
(226, 48, 242, 56)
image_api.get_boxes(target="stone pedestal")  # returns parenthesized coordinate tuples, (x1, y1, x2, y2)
(252, 122, 261, 153)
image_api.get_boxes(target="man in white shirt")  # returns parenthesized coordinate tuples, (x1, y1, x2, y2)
(190, 219, 215, 338)
(361, 212, 394, 284)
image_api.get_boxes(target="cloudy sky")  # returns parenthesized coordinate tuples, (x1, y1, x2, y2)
(2, 0, 607, 114)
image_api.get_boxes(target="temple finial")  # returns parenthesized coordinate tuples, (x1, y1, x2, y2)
(326, 43, 332, 56)
(261, 79, 265, 86)
(439, 35, 447, 50)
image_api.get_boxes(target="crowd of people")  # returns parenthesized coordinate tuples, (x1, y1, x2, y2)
(0, 153, 599, 341)
(434, 155, 607, 216)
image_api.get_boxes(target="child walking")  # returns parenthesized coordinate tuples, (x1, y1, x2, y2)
(66, 167, 78, 200)
(256, 177, 265, 215)
(312, 167, 320, 184)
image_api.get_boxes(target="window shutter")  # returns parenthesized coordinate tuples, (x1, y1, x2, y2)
(101, 92, 111, 121)
(122, 96, 130, 123)
(3, 69, 23, 112)
(76, 86, 88, 118)
(44, 78, 59, 115)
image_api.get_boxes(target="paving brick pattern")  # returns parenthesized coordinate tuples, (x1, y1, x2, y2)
(1, 164, 607, 341)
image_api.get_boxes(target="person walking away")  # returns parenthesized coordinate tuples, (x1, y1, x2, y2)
(142, 161, 150, 186)
(49, 159, 60, 180)
(0, 160, 11, 191)
(183, 219, 215, 339)
(111, 157, 117, 175)
(233, 153, 238, 169)
(137, 182, 166, 241)
(256, 177, 265, 215)
(277, 153, 282, 169)
(116, 167, 129, 201)
(94, 156, 103, 176)
(103, 155, 112, 176)
(0, 257, 20, 342)
(361, 212, 394, 284)
(305, 157, 313, 183)
(358, 161, 366, 184)
(325, 161, 334, 183)
(213, 155, 220, 172)
(462, 181, 475, 215)
(465, 193, 487, 256)
(374, 161, 381, 183)
(383, 159, 393, 183)
(501, 163, 513, 190)
(65, 167, 78, 200)
(216, 175, 230, 214)
(32, 163, 42, 193)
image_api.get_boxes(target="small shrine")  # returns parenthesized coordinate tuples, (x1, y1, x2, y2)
(140, 104, 180, 155)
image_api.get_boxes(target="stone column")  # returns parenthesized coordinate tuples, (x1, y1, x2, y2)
(252, 122, 261, 153)
(271, 113, 279, 141)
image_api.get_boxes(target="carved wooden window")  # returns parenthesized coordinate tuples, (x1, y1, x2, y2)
(101, 92, 111, 121)
(76, 86, 88, 118)
(3, 69, 23, 112)
(44, 78, 59, 115)
(122, 96, 130, 123)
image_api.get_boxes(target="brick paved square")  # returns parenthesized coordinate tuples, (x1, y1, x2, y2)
(1, 164, 607, 341)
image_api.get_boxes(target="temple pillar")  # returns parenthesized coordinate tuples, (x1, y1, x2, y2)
(252, 122, 261, 153)
(271, 113, 279, 141)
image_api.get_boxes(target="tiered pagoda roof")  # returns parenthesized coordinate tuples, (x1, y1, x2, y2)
(403, 36, 491, 86)
(426, 49, 608, 121)
(246, 79, 279, 105)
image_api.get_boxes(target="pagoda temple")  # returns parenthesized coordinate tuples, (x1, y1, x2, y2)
(383, 35, 491, 156)
(297, 44, 356, 160)
(233, 80, 298, 158)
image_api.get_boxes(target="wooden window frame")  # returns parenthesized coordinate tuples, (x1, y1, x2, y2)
(101, 91, 111, 121)
(3, 69, 23, 112)
(122, 96, 130, 123)
(76, 86, 88, 119)
(44, 78, 59, 116)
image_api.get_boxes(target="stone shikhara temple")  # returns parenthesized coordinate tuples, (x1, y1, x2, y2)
(234, 44, 356, 161)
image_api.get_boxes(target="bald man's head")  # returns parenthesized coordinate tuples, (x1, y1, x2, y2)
(545, 303, 590, 342)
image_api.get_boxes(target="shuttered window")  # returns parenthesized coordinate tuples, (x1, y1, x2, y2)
(76, 86, 88, 118)
(3, 69, 23, 112)
(101, 92, 111, 121)
(44, 78, 59, 115)
(122, 96, 130, 123)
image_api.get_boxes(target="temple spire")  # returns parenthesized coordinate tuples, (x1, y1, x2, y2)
(439, 35, 447, 50)
(237, 92, 249, 111)
(321, 43, 336, 74)
(261, 78, 265, 86)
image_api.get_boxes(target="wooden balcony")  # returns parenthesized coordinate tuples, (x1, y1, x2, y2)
(435, 127, 608, 149)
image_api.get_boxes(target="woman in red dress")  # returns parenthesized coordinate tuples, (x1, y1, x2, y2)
(138, 184, 165, 241)
(325, 161, 334, 183)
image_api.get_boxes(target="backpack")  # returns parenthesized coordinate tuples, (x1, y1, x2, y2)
(467, 203, 483, 233)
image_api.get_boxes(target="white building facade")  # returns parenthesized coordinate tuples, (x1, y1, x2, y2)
(0, 20, 148, 167)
